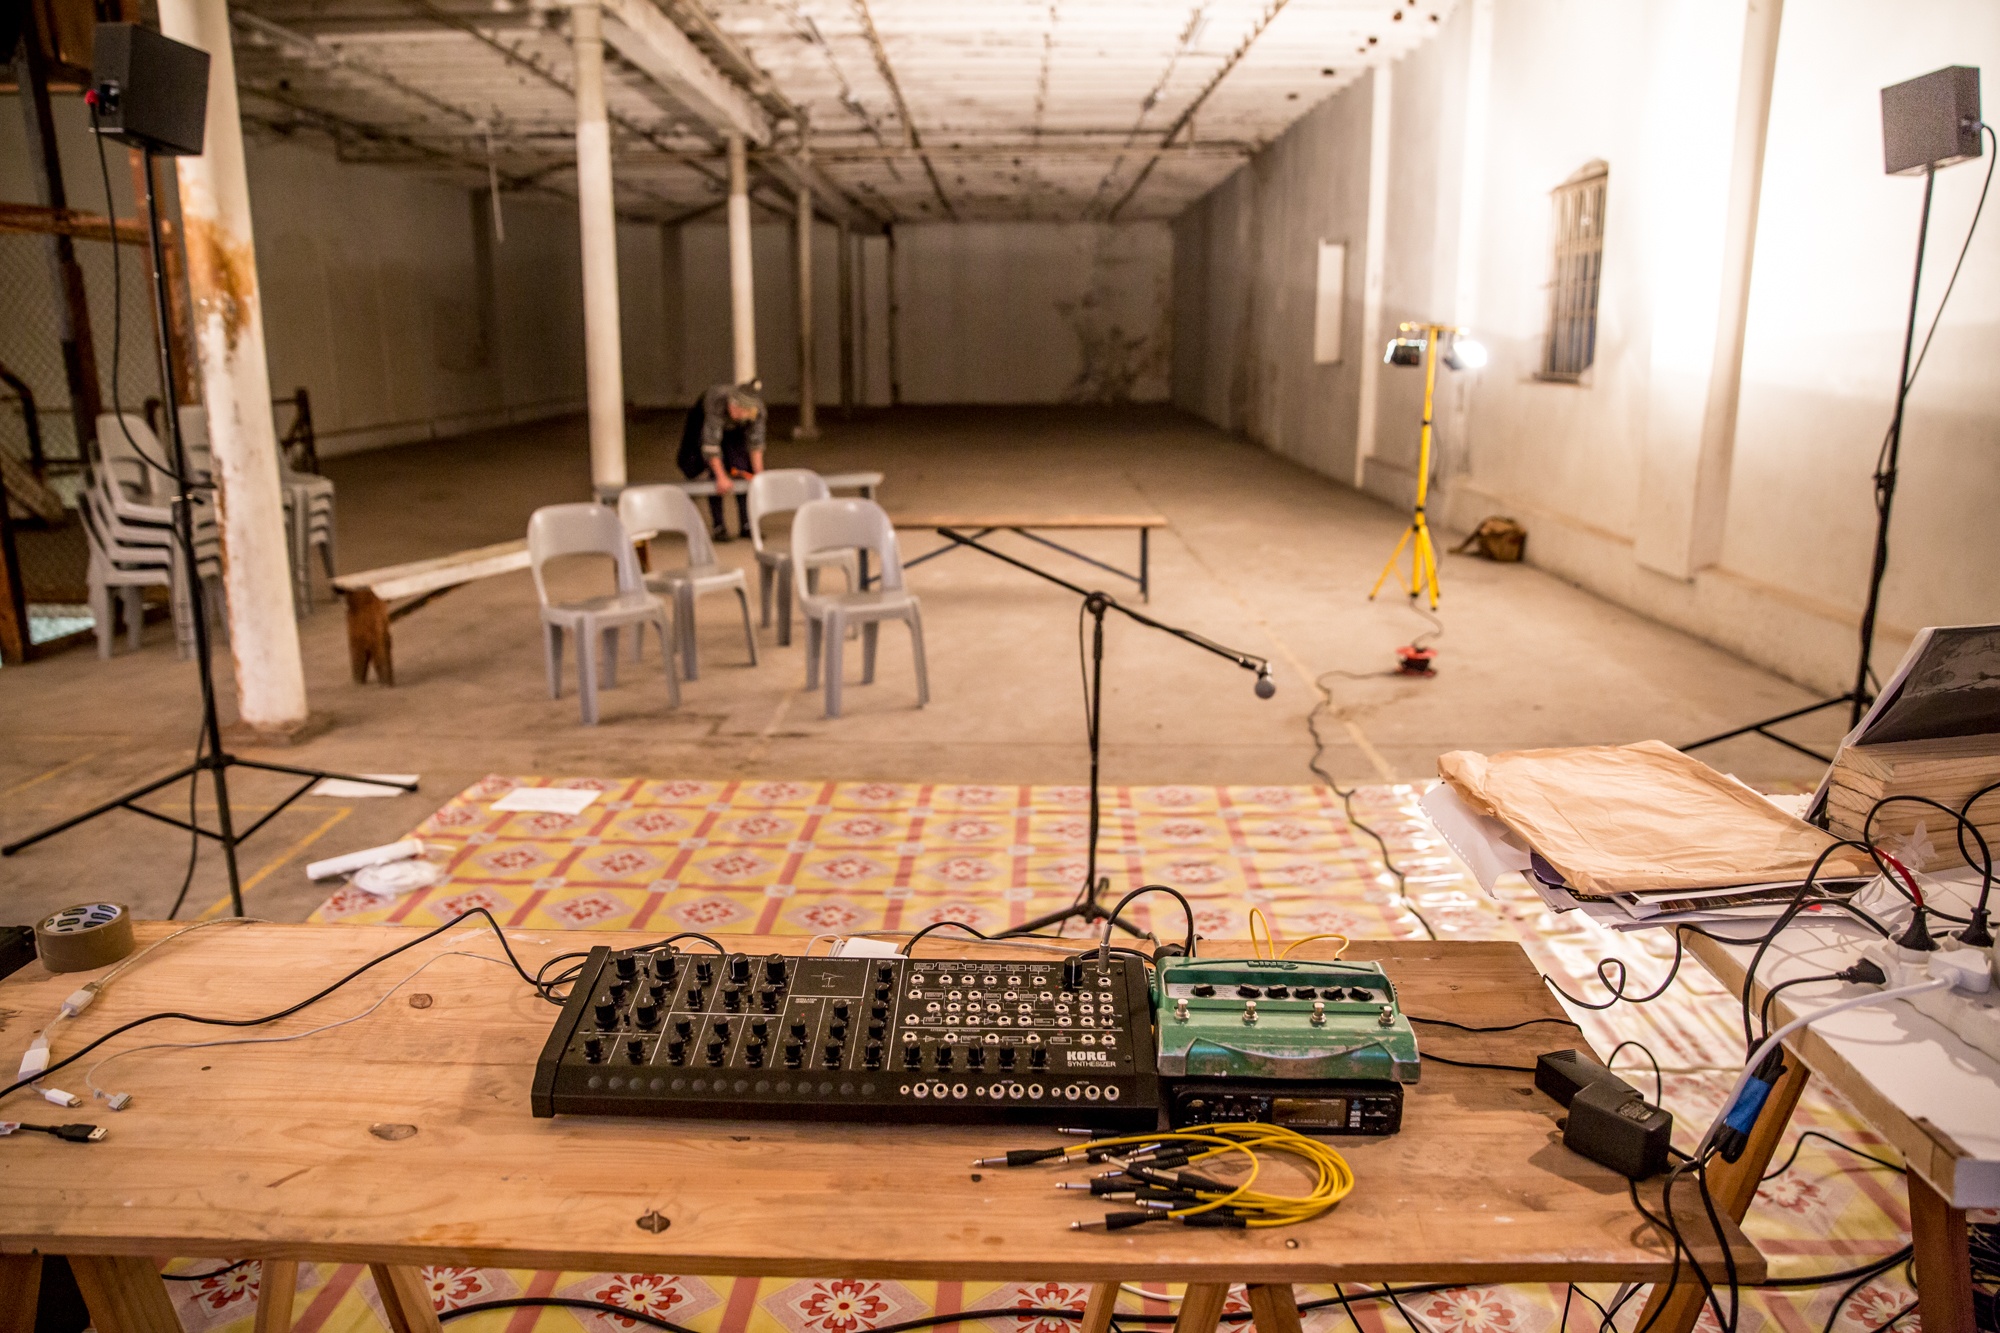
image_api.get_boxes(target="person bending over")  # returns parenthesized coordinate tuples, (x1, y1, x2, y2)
(677, 379, 765, 542)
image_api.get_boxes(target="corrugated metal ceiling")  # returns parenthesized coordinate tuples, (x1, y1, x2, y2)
(232, 0, 1454, 225)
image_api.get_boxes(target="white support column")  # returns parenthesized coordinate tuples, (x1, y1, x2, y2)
(1631, 0, 1782, 580)
(156, 0, 307, 737)
(727, 134, 758, 384)
(1352, 65, 1394, 490)
(570, 0, 627, 500)
(793, 175, 817, 439)
(836, 219, 854, 415)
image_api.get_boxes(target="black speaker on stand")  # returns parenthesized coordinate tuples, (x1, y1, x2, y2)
(1, 24, 413, 915)
(1684, 66, 1987, 767)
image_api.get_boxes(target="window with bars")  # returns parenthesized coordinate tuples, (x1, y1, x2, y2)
(1540, 161, 1608, 381)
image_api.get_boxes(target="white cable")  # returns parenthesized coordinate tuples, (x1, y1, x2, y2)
(1694, 979, 1948, 1156)
(84, 950, 511, 1105)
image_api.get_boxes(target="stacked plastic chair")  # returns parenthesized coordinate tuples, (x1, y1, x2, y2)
(177, 406, 336, 614)
(85, 414, 224, 659)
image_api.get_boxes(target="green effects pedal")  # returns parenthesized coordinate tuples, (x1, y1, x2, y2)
(1153, 957, 1418, 1135)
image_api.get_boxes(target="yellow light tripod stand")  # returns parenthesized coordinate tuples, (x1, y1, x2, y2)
(1368, 321, 1454, 611)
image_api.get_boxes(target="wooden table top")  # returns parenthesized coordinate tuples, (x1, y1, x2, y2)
(891, 514, 1168, 530)
(0, 925, 1759, 1283)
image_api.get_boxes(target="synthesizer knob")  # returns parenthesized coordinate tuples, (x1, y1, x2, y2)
(1294, 986, 1317, 1000)
(594, 1001, 620, 1028)
(646, 981, 668, 1006)
(1029, 1047, 1048, 1070)
(666, 1040, 686, 1065)
(745, 1044, 764, 1068)
(822, 1043, 843, 1067)
(864, 1042, 883, 1069)
(686, 987, 705, 1010)
(673, 1018, 694, 1039)
(833, 1001, 850, 1020)
(997, 1047, 1016, 1070)
(765, 955, 788, 985)
(582, 1036, 605, 1063)
(695, 958, 714, 984)
(614, 954, 638, 980)
(625, 1038, 645, 1064)
(867, 1022, 885, 1041)
(1350, 988, 1374, 1002)
(902, 1044, 923, 1070)
(729, 954, 752, 985)
(874, 984, 892, 1002)
(1061, 956, 1086, 991)
(934, 1047, 953, 1070)
(1265, 985, 1290, 999)
(966, 1047, 986, 1069)
(635, 1003, 661, 1029)
(656, 955, 678, 983)
(713, 1020, 731, 1041)
(608, 981, 631, 1005)
(790, 1019, 809, 1040)
(751, 1017, 769, 1038)
(784, 1041, 804, 1068)
(876, 963, 896, 982)
(829, 1021, 849, 1042)
(1236, 985, 1261, 999)
(706, 1040, 726, 1065)
(870, 1003, 888, 1021)
(722, 986, 743, 1012)
(759, 988, 781, 1013)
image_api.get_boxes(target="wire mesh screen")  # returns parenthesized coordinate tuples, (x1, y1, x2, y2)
(0, 229, 170, 653)
(1540, 163, 1608, 382)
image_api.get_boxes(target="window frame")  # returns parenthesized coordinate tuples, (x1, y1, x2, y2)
(1538, 161, 1609, 383)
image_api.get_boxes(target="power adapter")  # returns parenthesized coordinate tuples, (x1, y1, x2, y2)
(1537, 1048, 1674, 1179)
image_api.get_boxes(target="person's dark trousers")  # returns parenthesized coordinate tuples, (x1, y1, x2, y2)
(703, 492, 751, 538)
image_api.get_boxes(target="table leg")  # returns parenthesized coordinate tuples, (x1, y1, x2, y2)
(370, 1263, 443, 1333)
(344, 589, 392, 686)
(1910, 1171, 1976, 1333)
(1079, 1282, 1119, 1333)
(1247, 1284, 1303, 1333)
(1175, 1284, 1232, 1333)
(0, 1255, 40, 1333)
(256, 1259, 300, 1333)
(68, 1255, 180, 1333)
(1634, 1056, 1812, 1333)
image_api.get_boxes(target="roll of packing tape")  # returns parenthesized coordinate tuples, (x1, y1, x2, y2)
(36, 902, 136, 974)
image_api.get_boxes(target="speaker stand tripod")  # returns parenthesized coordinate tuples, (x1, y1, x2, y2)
(0, 145, 412, 916)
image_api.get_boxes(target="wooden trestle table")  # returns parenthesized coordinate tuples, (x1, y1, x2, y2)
(0, 926, 1761, 1333)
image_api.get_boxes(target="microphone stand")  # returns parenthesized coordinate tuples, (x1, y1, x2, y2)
(920, 528, 1273, 940)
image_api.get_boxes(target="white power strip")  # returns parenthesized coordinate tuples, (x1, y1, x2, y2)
(1861, 939, 2000, 1064)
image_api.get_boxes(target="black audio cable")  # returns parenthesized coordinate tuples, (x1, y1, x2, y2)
(0, 908, 552, 1108)
(1761, 1129, 1904, 1183)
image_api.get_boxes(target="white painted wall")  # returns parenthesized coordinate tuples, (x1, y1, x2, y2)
(891, 222, 1172, 404)
(1171, 77, 1378, 481)
(1171, 0, 2000, 695)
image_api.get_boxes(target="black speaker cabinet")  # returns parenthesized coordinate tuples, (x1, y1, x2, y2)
(1881, 66, 1982, 177)
(90, 23, 210, 158)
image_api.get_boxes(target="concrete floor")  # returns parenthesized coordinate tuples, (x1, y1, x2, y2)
(0, 405, 1845, 926)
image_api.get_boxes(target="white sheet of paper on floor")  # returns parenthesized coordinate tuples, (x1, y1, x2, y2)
(310, 774, 421, 798)
(306, 838, 424, 881)
(351, 858, 444, 899)
(490, 787, 602, 815)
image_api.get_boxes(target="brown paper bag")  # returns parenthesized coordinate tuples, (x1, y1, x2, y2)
(1436, 740, 1867, 896)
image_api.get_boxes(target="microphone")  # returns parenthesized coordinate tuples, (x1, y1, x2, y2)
(1254, 667, 1276, 699)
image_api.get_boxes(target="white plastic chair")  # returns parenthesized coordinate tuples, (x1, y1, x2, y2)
(176, 406, 336, 614)
(747, 469, 858, 646)
(617, 484, 757, 681)
(791, 498, 929, 719)
(527, 503, 677, 725)
(87, 419, 224, 658)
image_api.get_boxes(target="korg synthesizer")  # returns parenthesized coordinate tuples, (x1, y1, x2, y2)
(532, 946, 1160, 1127)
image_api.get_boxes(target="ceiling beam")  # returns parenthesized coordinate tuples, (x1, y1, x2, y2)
(850, 0, 955, 221)
(1107, 0, 1294, 221)
(596, 0, 770, 146)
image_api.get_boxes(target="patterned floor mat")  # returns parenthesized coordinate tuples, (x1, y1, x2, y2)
(151, 776, 1949, 1333)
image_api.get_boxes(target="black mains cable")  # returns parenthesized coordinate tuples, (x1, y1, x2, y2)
(534, 946, 1160, 1127)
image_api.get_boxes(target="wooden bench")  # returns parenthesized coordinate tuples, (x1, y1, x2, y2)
(892, 513, 1168, 601)
(678, 469, 883, 500)
(332, 538, 530, 686)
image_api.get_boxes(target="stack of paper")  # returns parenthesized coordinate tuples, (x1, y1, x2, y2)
(1824, 734, 2000, 872)
(1420, 741, 1872, 931)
